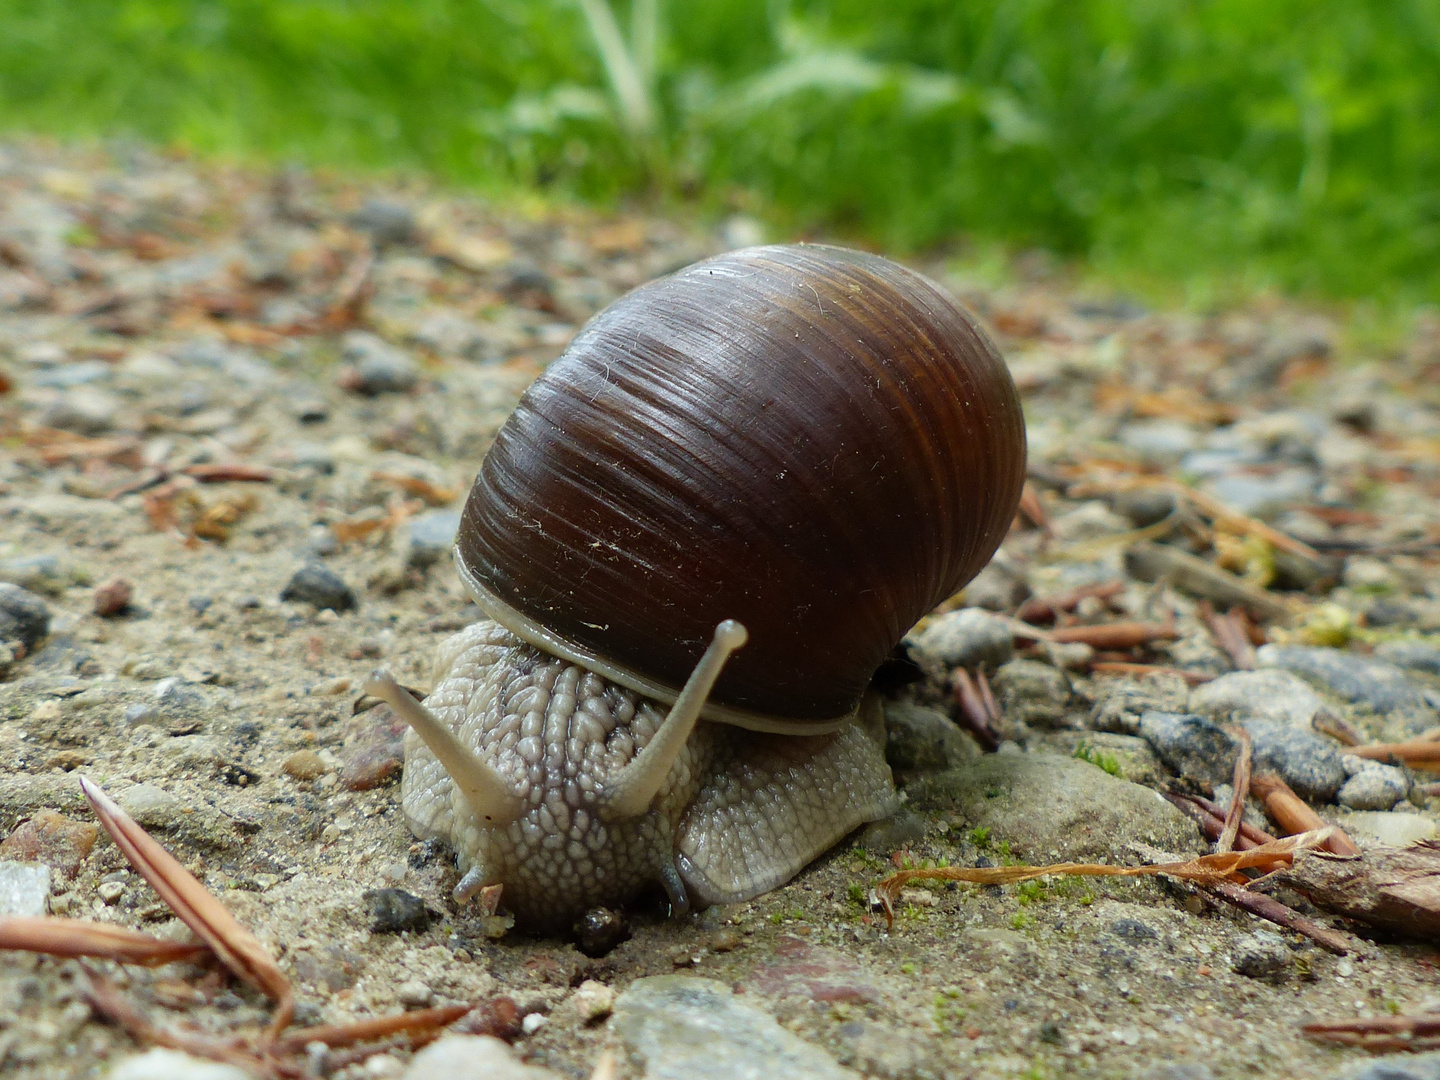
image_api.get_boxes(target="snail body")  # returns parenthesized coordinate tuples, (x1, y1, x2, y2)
(366, 244, 1026, 927)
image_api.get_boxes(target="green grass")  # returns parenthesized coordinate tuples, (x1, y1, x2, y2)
(2, 0, 1438, 303)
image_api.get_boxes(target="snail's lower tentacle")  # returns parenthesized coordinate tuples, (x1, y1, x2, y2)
(659, 858, 691, 916)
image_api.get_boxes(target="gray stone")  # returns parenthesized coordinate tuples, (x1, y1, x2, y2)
(0, 554, 68, 596)
(990, 659, 1071, 727)
(612, 975, 859, 1080)
(406, 509, 462, 569)
(0, 860, 51, 916)
(1231, 929, 1289, 981)
(0, 582, 50, 651)
(107, 1048, 256, 1080)
(340, 331, 418, 395)
(1337, 757, 1410, 811)
(401, 1035, 560, 1080)
(907, 753, 1203, 862)
(154, 676, 211, 716)
(1117, 419, 1199, 462)
(280, 563, 356, 611)
(960, 561, 1030, 611)
(882, 701, 979, 773)
(1137, 712, 1236, 786)
(1376, 641, 1440, 677)
(854, 810, 931, 854)
(1340, 811, 1437, 848)
(1258, 645, 1434, 724)
(1188, 669, 1329, 729)
(1339, 1051, 1440, 1080)
(1139, 1065, 1216, 1080)
(909, 608, 1014, 671)
(1089, 676, 1191, 735)
(1245, 719, 1347, 803)
(39, 387, 120, 434)
(1207, 467, 1317, 521)
(116, 784, 182, 827)
(350, 199, 417, 246)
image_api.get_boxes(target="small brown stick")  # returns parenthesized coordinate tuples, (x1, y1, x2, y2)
(1249, 774, 1361, 856)
(1200, 603, 1257, 670)
(1016, 581, 1125, 624)
(180, 463, 274, 483)
(1345, 740, 1440, 767)
(80, 776, 296, 1035)
(975, 668, 1000, 726)
(1189, 793, 1278, 848)
(875, 830, 1334, 927)
(0, 917, 209, 966)
(272, 1004, 473, 1053)
(1016, 482, 1050, 534)
(1217, 726, 1253, 854)
(952, 669, 999, 752)
(1179, 486, 1324, 564)
(1048, 620, 1180, 650)
(1163, 793, 1262, 851)
(1208, 882, 1355, 955)
(1090, 661, 1214, 685)
(1304, 1013, 1440, 1051)
(1312, 713, 1365, 748)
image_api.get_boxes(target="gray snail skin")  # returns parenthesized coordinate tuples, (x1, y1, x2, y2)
(363, 244, 1027, 928)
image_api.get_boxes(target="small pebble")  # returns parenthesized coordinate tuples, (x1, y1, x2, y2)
(364, 1054, 405, 1078)
(0, 582, 51, 650)
(909, 608, 1014, 671)
(571, 979, 615, 1023)
(1230, 930, 1290, 981)
(350, 199, 417, 246)
(97, 880, 125, 904)
(396, 979, 434, 1008)
(401, 1035, 562, 1080)
(0, 810, 98, 880)
(283, 749, 329, 781)
(407, 509, 463, 569)
(93, 577, 133, 618)
(1337, 757, 1410, 811)
(990, 659, 1071, 727)
(363, 888, 431, 933)
(0, 860, 51, 917)
(574, 905, 631, 957)
(280, 563, 357, 612)
(337, 331, 419, 395)
(107, 1048, 255, 1080)
(522, 1012, 547, 1035)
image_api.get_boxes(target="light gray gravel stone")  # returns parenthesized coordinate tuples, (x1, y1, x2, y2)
(1231, 929, 1290, 981)
(405, 508, 462, 569)
(613, 975, 859, 1080)
(1188, 668, 1330, 729)
(1375, 641, 1440, 677)
(0, 860, 51, 916)
(908, 607, 1014, 671)
(340, 330, 419, 394)
(0, 582, 51, 650)
(1338, 1051, 1440, 1080)
(401, 1035, 561, 1080)
(107, 1048, 255, 1080)
(990, 658, 1071, 727)
(908, 752, 1203, 861)
(882, 701, 979, 773)
(116, 783, 182, 827)
(1337, 756, 1410, 810)
(1258, 645, 1434, 728)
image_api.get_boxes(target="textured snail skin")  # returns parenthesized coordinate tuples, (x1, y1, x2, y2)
(459, 243, 1027, 722)
(402, 622, 897, 927)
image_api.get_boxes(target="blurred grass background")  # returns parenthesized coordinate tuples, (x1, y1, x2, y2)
(1, 0, 1437, 304)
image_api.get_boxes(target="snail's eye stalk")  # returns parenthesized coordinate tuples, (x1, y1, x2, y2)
(599, 620, 748, 821)
(364, 670, 522, 827)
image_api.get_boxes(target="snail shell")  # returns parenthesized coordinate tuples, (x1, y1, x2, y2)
(458, 243, 1026, 725)
(371, 243, 1027, 927)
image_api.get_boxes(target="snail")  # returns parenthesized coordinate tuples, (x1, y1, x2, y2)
(362, 243, 1026, 928)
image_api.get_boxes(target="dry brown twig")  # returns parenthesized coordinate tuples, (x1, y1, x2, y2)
(874, 829, 1334, 927)
(1217, 725, 1253, 855)
(1249, 774, 1361, 857)
(1304, 1013, 1440, 1052)
(1089, 662, 1214, 685)
(0, 918, 209, 967)
(952, 668, 1000, 752)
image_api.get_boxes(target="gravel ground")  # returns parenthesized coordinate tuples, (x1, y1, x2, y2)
(2, 140, 1440, 1080)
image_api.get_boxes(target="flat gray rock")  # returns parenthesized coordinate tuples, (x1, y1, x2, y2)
(613, 975, 859, 1080)
(908, 607, 1014, 671)
(1376, 640, 1440, 677)
(908, 752, 1203, 861)
(1258, 645, 1434, 727)
(882, 701, 979, 773)
(1188, 668, 1329, 729)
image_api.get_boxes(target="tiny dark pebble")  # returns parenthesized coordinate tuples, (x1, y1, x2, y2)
(408, 836, 450, 869)
(1110, 918, 1159, 942)
(92, 577, 132, 618)
(363, 888, 432, 933)
(187, 596, 213, 615)
(280, 563, 356, 611)
(574, 906, 631, 957)
(0, 582, 51, 650)
(235, 594, 262, 610)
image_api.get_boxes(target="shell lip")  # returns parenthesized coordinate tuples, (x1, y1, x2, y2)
(454, 551, 850, 736)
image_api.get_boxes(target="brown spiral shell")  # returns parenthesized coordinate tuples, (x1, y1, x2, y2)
(456, 244, 1026, 722)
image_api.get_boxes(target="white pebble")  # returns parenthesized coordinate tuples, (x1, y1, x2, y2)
(522, 1012, 547, 1035)
(571, 979, 615, 1022)
(396, 980, 434, 1008)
